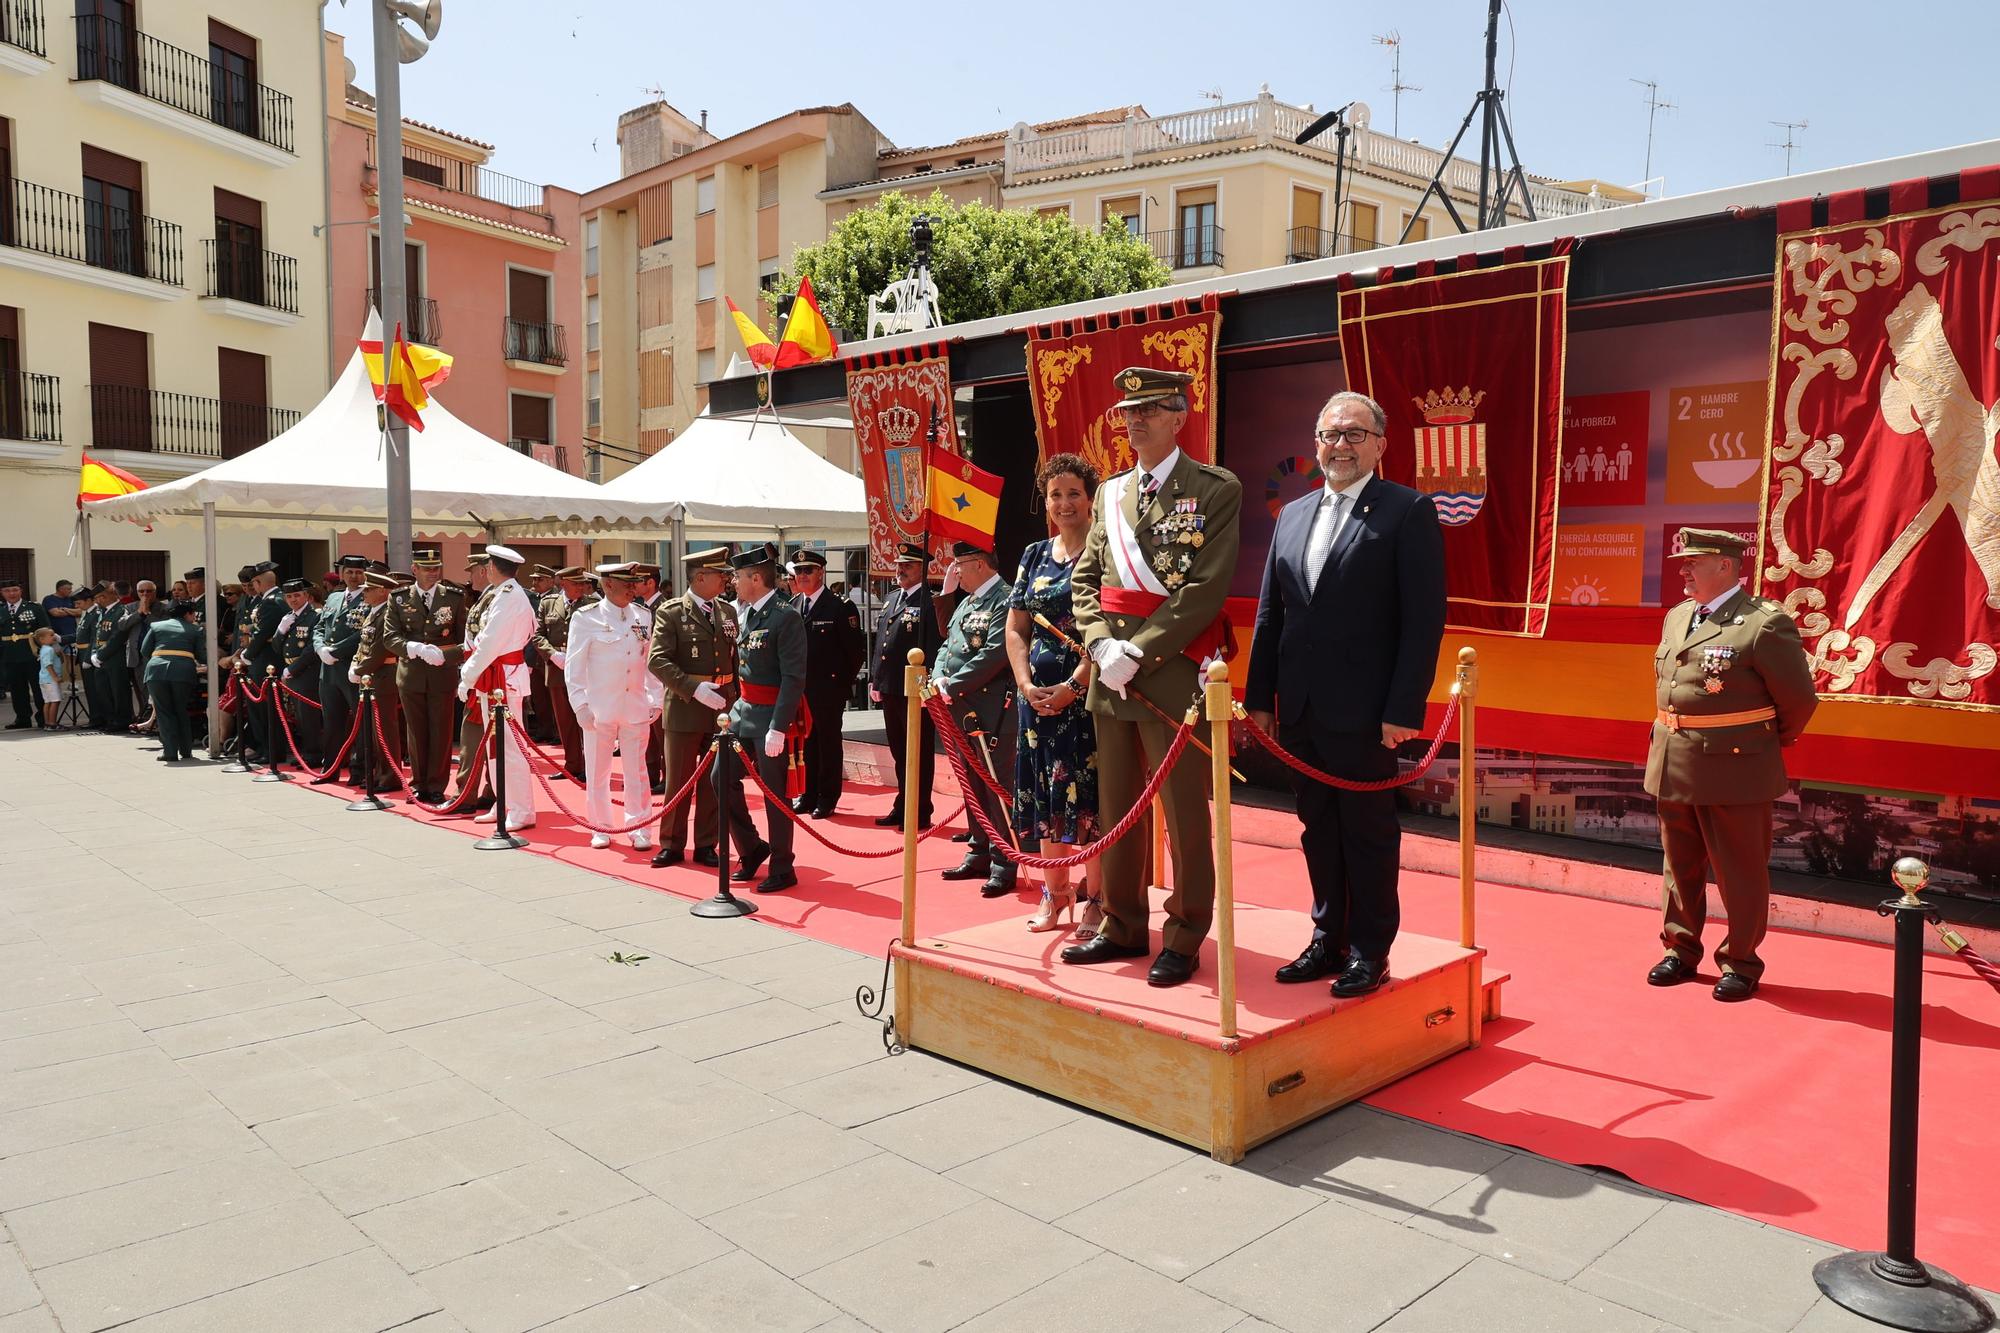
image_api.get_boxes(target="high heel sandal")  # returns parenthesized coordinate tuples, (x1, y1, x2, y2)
(1073, 893, 1102, 941)
(1026, 883, 1076, 932)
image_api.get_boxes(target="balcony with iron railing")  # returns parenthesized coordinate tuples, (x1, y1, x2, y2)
(73, 14, 293, 154)
(1141, 224, 1224, 270)
(201, 238, 298, 314)
(1284, 226, 1382, 263)
(503, 319, 566, 367)
(88, 385, 299, 459)
(2, 0, 46, 57)
(0, 370, 61, 443)
(364, 289, 444, 346)
(1, 178, 183, 286)
(1005, 92, 1625, 223)
(509, 439, 568, 472)
(364, 135, 555, 229)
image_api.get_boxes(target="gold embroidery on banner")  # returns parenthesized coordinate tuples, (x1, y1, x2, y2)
(1137, 327, 1210, 413)
(1781, 230, 1902, 346)
(1764, 466, 1835, 581)
(1914, 207, 2000, 276)
(1812, 629, 1877, 692)
(1880, 640, 1998, 701)
(1774, 344, 1856, 466)
(1781, 587, 1832, 640)
(1034, 347, 1093, 429)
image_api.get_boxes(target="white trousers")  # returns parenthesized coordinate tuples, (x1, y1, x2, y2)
(583, 718, 650, 834)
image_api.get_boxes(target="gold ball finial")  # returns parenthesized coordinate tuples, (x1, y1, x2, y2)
(1458, 646, 1477, 666)
(1890, 856, 1929, 898)
(906, 648, 926, 666)
(1205, 658, 1229, 684)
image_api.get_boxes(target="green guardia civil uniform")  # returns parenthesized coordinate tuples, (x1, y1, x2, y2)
(75, 599, 107, 726)
(720, 582, 806, 875)
(314, 585, 370, 778)
(647, 567, 739, 855)
(139, 614, 205, 761)
(1645, 531, 1819, 983)
(278, 599, 323, 764)
(933, 569, 1014, 872)
(3, 594, 54, 727)
(1071, 368, 1244, 958)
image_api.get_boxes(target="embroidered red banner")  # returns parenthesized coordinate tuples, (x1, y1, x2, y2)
(1761, 196, 2000, 713)
(1337, 253, 1568, 637)
(1025, 296, 1219, 479)
(846, 349, 959, 578)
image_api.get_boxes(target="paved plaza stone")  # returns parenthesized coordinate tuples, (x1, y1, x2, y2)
(1, 730, 1988, 1332)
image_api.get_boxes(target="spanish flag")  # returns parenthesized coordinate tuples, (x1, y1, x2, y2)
(726, 297, 777, 370)
(77, 453, 147, 507)
(360, 324, 453, 431)
(773, 275, 838, 369)
(925, 444, 1002, 549)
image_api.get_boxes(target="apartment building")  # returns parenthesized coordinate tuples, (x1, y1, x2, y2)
(581, 100, 887, 480)
(0, 0, 330, 591)
(323, 31, 586, 571)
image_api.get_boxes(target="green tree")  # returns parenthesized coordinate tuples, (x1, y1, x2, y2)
(766, 189, 1171, 337)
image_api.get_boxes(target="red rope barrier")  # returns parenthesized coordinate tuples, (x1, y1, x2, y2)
(277, 679, 323, 711)
(506, 716, 708, 836)
(1234, 694, 1459, 791)
(1940, 931, 2000, 997)
(724, 737, 969, 859)
(921, 692, 1016, 808)
(271, 688, 363, 782)
(931, 704, 1195, 871)
(370, 702, 493, 816)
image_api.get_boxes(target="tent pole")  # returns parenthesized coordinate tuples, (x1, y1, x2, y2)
(371, 1, 413, 569)
(670, 513, 685, 597)
(203, 502, 221, 759)
(79, 511, 93, 588)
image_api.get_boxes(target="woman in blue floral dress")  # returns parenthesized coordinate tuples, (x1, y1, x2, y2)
(1005, 453, 1102, 936)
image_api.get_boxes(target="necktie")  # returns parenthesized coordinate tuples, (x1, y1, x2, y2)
(1139, 471, 1160, 505)
(1305, 493, 1344, 595)
(1686, 608, 1709, 640)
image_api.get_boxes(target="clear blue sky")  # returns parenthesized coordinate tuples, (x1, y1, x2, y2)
(325, 0, 1996, 199)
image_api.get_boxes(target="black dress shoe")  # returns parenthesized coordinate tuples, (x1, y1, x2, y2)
(755, 870, 798, 893)
(979, 872, 1018, 899)
(692, 847, 720, 867)
(731, 842, 771, 881)
(939, 853, 990, 881)
(1647, 956, 1697, 987)
(1331, 957, 1389, 998)
(791, 797, 811, 814)
(650, 848, 683, 868)
(1061, 935, 1148, 966)
(950, 829, 971, 843)
(1148, 948, 1199, 988)
(308, 774, 337, 786)
(5, 721, 32, 731)
(1275, 938, 1345, 984)
(874, 812, 902, 827)
(811, 806, 836, 819)
(1713, 973, 1758, 1002)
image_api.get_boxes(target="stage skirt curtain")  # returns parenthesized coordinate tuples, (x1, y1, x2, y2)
(1025, 295, 1220, 481)
(1760, 192, 2000, 714)
(1337, 252, 1569, 638)
(846, 348, 959, 578)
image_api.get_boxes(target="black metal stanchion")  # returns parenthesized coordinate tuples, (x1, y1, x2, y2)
(1813, 857, 1996, 1333)
(692, 731, 756, 918)
(345, 684, 392, 811)
(253, 666, 290, 782)
(220, 667, 252, 773)
(473, 690, 526, 851)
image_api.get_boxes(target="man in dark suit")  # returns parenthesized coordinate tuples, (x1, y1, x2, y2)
(868, 542, 949, 829)
(788, 548, 864, 818)
(1247, 390, 1446, 998)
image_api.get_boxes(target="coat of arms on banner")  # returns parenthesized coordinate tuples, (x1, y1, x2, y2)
(1411, 387, 1489, 527)
(878, 403, 925, 525)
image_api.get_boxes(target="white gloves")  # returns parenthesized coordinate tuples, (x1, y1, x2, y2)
(1091, 638, 1143, 696)
(550, 650, 567, 671)
(693, 681, 726, 711)
(414, 643, 445, 667)
(90, 653, 101, 668)
(278, 613, 296, 633)
(940, 562, 961, 595)
(347, 667, 361, 684)
(933, 679, 952, 703)
(868, 685, 881, 703)
(763, 729, 785, 758)
(574, 704, 595, 732)
(316, 645, 337, 665)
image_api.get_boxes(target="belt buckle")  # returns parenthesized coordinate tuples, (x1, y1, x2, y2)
(1662, 711, 1681, 733)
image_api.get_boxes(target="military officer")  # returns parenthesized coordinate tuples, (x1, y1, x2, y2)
(647, 545, 738, 868)
(235, 561, 285, 762)
(181, 567, 210, 634)
(90, 583, 134, 733)
(524, 564, 559, 742)
(459, 545, 539, 833)
(383, 552, 469, 803)
(567, 563, 664, 851)
(718, 543, 806, 893)
(1645, 528, 1818, 1002)
(74, 583, 115, 730)
(347, 570, 404, 791)
(632, 563, 668, 793)
(1066, 365, 1242, 988)
(139, 599, 206, 762)
(310, 556, 371, 784)
(869, 543, 950, 830)
(447, 553, 499, 811)
(783, 549, 864, 818)
(535, 566, 599, 782)
(933, 540, 1018, 897)
(1, 574, 53, 728)
(275, 578, 323, 766)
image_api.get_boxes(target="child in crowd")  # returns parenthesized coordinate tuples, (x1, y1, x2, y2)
(34, 627, 61, 729)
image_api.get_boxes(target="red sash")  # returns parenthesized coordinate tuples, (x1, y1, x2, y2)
(469, 650, 525, 720)
(1099, 586, 1231, 663)
(738, 679, 779, 706)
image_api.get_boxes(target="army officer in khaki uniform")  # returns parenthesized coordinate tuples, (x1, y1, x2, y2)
(1645, 528, 1817, 1002)
(1067, 365, 1242, 988)
(383, 552, 469, 804)
(647, 545, 738, 868)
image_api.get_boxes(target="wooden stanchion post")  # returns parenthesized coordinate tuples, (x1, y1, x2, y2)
(1454, 646, 1482, 1045)
(1205, 660, 1237, 1041)
(900, 649, 925, 949)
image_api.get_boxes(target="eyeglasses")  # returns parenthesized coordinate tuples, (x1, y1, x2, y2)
(1119, 404, 1168, 419)
(1314, 427, 1381, 446)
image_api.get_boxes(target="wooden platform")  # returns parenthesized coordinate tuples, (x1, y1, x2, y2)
(892, 892, 1504, 1163)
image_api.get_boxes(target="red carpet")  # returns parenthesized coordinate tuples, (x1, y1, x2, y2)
(296, 757, 2000, 1291)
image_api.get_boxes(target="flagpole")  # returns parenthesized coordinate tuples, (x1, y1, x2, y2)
(79, 510, 93, 588)
(372, 0, 414, 570)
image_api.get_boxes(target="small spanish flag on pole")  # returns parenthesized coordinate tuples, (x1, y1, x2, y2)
(773, 275, 838, 369)
(924, 443, 1003, 550)
(77, 452, 147, 506)
(360, 323, 454, 432)
(725, 297, 777, 370)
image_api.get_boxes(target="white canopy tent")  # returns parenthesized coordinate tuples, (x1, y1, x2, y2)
(81, 313, 668, 755)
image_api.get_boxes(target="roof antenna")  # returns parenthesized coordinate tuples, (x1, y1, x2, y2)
(1373, 32, 1420, 138)
(1769, 118, 1807, 176)
(1630, 78, 1674, 197)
